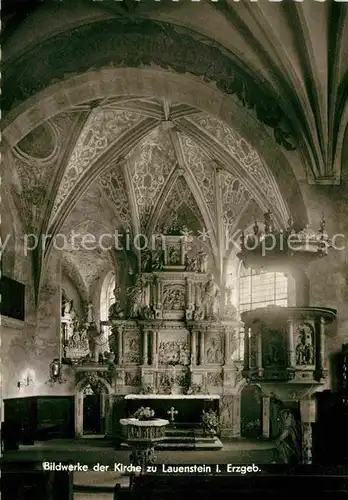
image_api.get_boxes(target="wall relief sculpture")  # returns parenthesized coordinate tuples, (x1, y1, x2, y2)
(295, 324, 314, 366)
(207, 372, 222, 387)
(162, 284, 185, 311)
(206, 335, 223, 364)
(125, 372, 141, 386)
(158, 340, 190, 365)
(123, 333, 140, 364)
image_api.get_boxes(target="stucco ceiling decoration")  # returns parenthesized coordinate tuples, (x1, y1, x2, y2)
(99, 161, 133, 232)
(11, 112, 79, 231)
(152, 175, 206, 237)
(176, 113, 289, 225)
(51, 108, 145, 223)
(126, 126, 178, 231)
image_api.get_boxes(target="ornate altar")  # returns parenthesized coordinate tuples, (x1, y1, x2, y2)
(67, 233, 243, 441)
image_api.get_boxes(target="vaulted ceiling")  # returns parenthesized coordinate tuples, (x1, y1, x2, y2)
(2, 0, 347, 301)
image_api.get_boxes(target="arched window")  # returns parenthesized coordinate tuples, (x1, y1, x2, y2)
(100, 271, 116, 322)
(239, 263, 288, 313)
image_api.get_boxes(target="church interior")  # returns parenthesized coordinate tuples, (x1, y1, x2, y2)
(1, 0, 348, 498)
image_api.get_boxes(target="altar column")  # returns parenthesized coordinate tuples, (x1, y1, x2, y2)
(191, 329, 197, 365)
(256, 329, 263, 376)
(224, 328, 230, 365)
(262, 396, 270, 438)
(143, 330, 149, 366)
(151, 330, 157, 366)
(287, 318, 296, 368)
(300, 399, 316, 464)
(156, 279, 162, 309)
(187, 279, 193, 309)
(117, 327, 123, 365)
(199, 330, 205, 365)
(319, 317, 326, 372)
(244, 327, 251, 371)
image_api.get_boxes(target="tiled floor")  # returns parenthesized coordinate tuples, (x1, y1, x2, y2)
(2, 437, 278, 468)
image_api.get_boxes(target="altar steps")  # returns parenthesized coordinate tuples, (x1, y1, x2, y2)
(121, 429, 223, 451)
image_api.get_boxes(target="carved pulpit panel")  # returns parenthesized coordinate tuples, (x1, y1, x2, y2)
(294, 323, 315, 366)
(123, 331, 141, 364)
(261, 326, 287, 368)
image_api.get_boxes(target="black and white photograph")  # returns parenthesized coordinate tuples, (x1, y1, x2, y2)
(1, 0, 348, 498)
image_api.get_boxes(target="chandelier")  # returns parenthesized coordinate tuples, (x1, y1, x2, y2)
(238, 210, 332, 266)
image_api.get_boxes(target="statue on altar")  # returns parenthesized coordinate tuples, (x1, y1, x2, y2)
(152, 248, 164, 270)
(61, 289, 72, 317)
(87, 322, 105, 363)
(184, 254, 197, 272)
(196, 250, 208, 273)
(202, 274, 221, 320)
(193, 304, 204, 321)
(128, 276, 146, 318)
(87, 303, 94, 322)
(109, 284, 125, 320)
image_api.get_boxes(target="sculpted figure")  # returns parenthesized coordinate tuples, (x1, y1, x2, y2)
(184, 254, 197, 272)
(193, 305, 204, 321)
(87, 322, 104, 363)
(276, 410, 301, 464)
(296, 327, 314, 365)
(128, 276, 146, 318)
(141, 250, 152, 272)
(108, 284, 125, 320)
(152, 248, 164, 270)
(196, 250, 208, 273)
(202, 274, 221, 320)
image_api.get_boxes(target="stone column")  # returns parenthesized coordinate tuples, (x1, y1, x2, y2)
(195, 283, 201, 308)
(287, 318, 296, 368)
(232, 395, 241, 438)
(117, 327, 123, 365)
(244, 327, 250, 370)
(191, 329, 197, 366)
(199, 330, 205, 365)
(256, 329, 263, 375)
(151, 330, 157, 366)
(262, 396, 270, 438)
(157, 280, 162, 309)
(187, 279, 193, 309)
(74, 393, 83, 438)
(319, 317, 326, 371)
(143, 330, 148, 366)
(224, 328, 230, 365)
(300, 399, 316, 464)
(239, 325, 245, 361)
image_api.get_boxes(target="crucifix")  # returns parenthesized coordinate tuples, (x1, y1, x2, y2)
(167, 406, 178, 423)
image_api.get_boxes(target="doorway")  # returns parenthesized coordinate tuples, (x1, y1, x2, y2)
(240, 385, 263, 438)
(82, 386, 104, 435)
